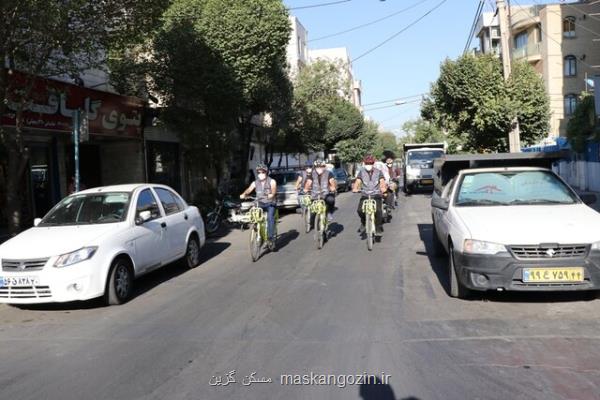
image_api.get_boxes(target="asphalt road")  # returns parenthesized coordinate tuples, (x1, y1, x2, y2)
(1, 192, 600, 400)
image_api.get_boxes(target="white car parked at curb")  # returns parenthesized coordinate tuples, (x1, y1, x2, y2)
(0, 184, 205, 305)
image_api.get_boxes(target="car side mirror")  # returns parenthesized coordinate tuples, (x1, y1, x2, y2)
(581, 194, 597, 206)
(33, 218, 42, 227)
(431, 194, 449, 210)
(136, 210, 152, 225)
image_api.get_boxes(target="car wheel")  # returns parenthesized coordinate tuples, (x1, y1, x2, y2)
(449, 243, 470, 299)
(104, 257, 133, 306)
(432, 223, 445, 257)
(185, 235, 201, 269)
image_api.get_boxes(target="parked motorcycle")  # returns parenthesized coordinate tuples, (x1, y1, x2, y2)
(205, 196, 254, 235)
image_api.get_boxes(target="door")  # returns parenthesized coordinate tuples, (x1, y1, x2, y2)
(434, 178, 455, 246)
(29, 145, 54, 219)
(153, 187, 188, 259)
(131, 189, 168, 272)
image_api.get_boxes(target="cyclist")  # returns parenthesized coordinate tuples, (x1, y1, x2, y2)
(240, 164, 277, 247)
(304, 159, 337, 222)
(295, 160, 313, 208)
(353, 155, 387, 235)
(386, 156, 400, 207)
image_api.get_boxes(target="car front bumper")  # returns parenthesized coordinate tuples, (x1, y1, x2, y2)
(0, 258, 106, 304)
(406, 177, 434, 190)
(453, 250, 600, 292)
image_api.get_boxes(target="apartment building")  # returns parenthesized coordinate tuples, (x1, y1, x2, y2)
(475, 1, 600, 137)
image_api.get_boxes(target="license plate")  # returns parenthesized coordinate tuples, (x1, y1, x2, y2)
(0, 276, 40, 287)
(522, 267, 584, 283)
(421, 179, 434, 185)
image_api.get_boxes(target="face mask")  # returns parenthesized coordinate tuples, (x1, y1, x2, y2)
(387, 163, 393, 167)
(258, 173, 267, 180)
(365, 165, 373, 172)
(306, 168, 312, 173)
(316, 168, 324, 175)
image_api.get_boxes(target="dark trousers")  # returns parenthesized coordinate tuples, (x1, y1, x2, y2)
(357, 196, 383, 227)
(313, 193, 336, 215)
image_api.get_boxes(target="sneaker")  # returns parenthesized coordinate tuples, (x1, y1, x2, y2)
(327, 214, 334, 223)
(375, 226, 384, 236)
(358, 224, 365, 234)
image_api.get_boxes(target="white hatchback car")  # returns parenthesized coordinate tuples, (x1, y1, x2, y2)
(0, 184, 205, 305)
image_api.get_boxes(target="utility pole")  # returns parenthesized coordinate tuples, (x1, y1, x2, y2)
(497, 0, 521, 152)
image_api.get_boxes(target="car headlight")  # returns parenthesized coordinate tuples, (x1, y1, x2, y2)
(463, 240, 506, 255)
(406, 166, 419, 177)
(592, 241, 600, 251)
(54, 247, 98, 268)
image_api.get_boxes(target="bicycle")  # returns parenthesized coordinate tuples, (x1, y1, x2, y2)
(362, 194, 378, 251)
(310, 194, 329, 249)
(247, 198, 278, 262)
(299, 192, 312, 233)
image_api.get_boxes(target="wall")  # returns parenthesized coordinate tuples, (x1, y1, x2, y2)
(100, 140, 145, 185)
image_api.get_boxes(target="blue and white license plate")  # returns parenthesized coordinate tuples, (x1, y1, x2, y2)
(0, 276, 40, 287)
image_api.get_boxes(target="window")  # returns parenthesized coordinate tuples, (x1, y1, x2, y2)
(39, 193, 130, 226)
(514, 32, 528, 49)
(564, 55, 577, 76)
(564, 94, 578, 116)
(136, 189, 161, 220)
(154, 188, 182, 215)
(563, 17, 576, 38)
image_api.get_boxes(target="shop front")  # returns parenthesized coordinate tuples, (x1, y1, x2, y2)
(1, 71, 145, 232)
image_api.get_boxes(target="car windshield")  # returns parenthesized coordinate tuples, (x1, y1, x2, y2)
(333, 170, 346, 178)
(408, 150, 444, 163)
(455, 171, 578, 206)
(272, 172, 297, 185)
(38, 192, 131, 226)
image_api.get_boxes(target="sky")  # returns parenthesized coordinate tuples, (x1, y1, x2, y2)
(283, 0, 494, 137)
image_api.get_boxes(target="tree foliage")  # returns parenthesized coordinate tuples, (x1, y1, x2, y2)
(289, 60, 362, 152)
(336, 120, 379, 163)
(0, 0, 166, 233)
(423, 54, 549, 152)
(566, 93, 597, 153)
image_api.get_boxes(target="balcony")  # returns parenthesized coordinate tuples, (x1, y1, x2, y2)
(510, 5, 541, 31)
(512, 42, 541, 63)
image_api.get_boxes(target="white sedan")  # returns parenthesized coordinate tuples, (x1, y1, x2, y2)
(0, 184, 205, 305)
(432, 167, 600, 298)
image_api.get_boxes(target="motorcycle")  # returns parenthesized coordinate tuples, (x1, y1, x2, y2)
(205, 196, 254, 235)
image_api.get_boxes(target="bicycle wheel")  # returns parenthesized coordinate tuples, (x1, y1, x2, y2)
(314, 213, 323, 249)
(303, 207, 311, 233)
(249, 225, 261, 262)
(366, 213, 374, 251)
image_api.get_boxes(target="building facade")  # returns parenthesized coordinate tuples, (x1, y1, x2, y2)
(475, 1, 600, 138)
(286, 16, 309, 78)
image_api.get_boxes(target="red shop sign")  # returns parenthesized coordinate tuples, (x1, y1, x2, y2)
(1, 70, 145, 138)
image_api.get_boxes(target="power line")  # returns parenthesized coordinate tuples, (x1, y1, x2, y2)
(351, 0, 448, 63)
(363, 98, 422, 112)
(530, 0, 600, 38)
(463, 0, 485, 55)
(289, 0, 351, 11)
(362, 93, 426, 107)
(511, 0, 599, 73)
(309, 0, 432, 42)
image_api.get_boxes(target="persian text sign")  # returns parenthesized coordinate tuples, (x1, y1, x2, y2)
(1, 70, 144, 138)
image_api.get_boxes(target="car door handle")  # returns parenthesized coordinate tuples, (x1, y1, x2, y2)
(161, 222, 167, 228)
(184, 214, 188, 220)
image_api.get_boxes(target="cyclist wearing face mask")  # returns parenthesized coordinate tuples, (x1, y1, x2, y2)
(353, 155, 387, 235)
(304, 159, 337, 222)
(240, 164, 278, 247)
(295, 160, 313, 213)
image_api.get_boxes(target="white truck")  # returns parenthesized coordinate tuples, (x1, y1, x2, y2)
(402, 143, 446, 194)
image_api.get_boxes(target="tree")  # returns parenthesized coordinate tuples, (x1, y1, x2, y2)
(401, 118, 445, 144)
(0, 0, 166, 234)
(373, 131, 399, 159)
(566, 93, 597, 153)
(336, 120, 379, 163)
(290, 60, 361, 152)
(423, 54, 549, 153)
